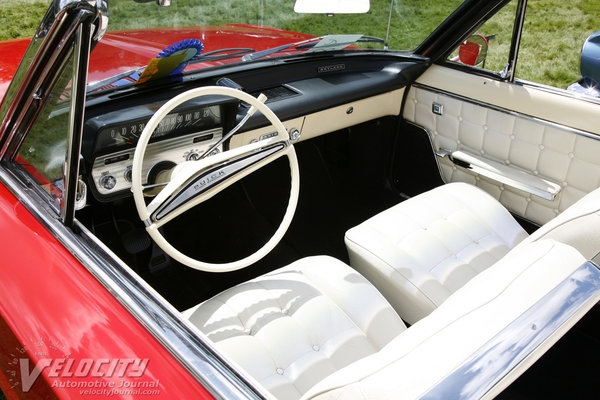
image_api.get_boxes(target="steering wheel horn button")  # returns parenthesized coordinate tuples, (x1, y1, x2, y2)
(152, 142, 285, 221)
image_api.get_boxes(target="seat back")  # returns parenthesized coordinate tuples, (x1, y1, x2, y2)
(304, 240, 592, 399)
(520, 185, 600, 258)
(345, 182, 528, 324)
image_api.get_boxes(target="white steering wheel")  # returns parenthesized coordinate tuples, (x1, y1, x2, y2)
(131, 86, 299, 272)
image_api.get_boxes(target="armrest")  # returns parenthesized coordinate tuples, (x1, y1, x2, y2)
(444, 149, 561, 201)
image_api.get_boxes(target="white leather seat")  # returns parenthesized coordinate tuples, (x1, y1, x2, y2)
(183, 184, 600, 399)
(184, 256, 406, 400)
(517, 183, 600, 257)
(345, 182, 528, 324)
(186, 241, 592, 400)
(305, 240, 590, 400)
(345, 182, 600, 324)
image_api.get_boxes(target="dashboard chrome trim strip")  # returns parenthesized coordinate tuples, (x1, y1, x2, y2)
(421, 261, 600, 400)
(91, 127, 223, 196)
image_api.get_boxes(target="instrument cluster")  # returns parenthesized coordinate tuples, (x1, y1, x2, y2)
(86, 97, 236, 200)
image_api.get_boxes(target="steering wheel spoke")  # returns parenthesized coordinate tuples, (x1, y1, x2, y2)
(131, 86, 299, 272)
(147, 139, 290, 227)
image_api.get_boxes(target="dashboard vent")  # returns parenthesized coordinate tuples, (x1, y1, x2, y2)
(252, 85, 299, 102)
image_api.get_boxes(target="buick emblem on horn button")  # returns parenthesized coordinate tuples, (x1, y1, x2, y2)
(193, 170, 226, 191)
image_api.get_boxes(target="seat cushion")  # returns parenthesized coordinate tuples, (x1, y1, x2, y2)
(305, 240, 589, 400)
(345, 182, 528, 324)
(184, 256, 406, 400)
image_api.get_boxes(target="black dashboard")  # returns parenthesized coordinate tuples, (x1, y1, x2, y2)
(82, 54, 429, 202)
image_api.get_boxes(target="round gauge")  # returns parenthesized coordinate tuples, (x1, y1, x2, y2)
(108, 123, 143, 146)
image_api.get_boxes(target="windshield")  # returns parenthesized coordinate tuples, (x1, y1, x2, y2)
(87, 0, 464, 91)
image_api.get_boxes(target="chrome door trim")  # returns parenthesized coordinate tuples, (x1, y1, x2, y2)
(421, 260, 600, 399)
(515, 77, 600, 107)
(0, 166, 264, 400)
(440, 149, 559, 201)
(411, 83, 600, 140)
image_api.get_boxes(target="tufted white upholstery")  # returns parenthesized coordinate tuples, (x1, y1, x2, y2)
(346, 180, 600, 324)
(184, 185, 599, 398)
(518, 182, 600, 259)
(345, 182, 528, 324)
(305, 240, 589, 400)
(186, 241, 591, 400)
(403, 86, 600, 225)
(185, 256, 406, 400)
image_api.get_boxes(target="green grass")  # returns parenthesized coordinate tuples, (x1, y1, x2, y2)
(0, 0, 48, 41)
(105, 0, 462, 51)
(1, 0, 599, 89)
(517, 0, 600, 88)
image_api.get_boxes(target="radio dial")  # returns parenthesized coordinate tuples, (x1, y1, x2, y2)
(99, 174, 117, 190)
(186, 150, 201, 161)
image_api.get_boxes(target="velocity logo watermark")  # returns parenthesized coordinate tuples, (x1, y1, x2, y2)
(6, 339, 159, 395)
(19, 358, 150, 392)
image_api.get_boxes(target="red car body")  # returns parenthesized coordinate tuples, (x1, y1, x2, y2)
(0, 25, 313, 99)
(0, 24, 311, 399)
(3, 1, 599, 399)
(0, 184, 210, 399)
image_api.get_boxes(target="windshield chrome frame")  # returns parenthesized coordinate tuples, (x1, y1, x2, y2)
(0, 1, 98, 225)
(63, 21, 93, 226)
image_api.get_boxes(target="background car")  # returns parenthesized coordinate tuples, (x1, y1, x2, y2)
(1, 0, 599, 399)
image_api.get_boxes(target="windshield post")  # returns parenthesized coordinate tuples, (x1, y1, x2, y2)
(63, 19, 94, 226)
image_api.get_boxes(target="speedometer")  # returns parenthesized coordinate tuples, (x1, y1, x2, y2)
(153, 107, 219, 138)
(95, 104, 221, 151)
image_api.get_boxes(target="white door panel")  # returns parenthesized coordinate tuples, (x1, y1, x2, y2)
(415, 66, 600, 135)
(403, 70, 600, 225)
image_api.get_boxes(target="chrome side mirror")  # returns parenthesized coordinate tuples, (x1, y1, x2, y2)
(567, 31, 600, 97)
(581, 31, 600, 84)
(458, 34, 489, 67)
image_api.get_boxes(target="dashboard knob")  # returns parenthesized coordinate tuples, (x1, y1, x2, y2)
(186, 151, 201, 161)
(289, 128, 301, 141)
(124, 166, 133, 182)
(99, 174, 117, 190)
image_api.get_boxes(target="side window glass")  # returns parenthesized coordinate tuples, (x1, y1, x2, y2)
(447, 0, 516, 75)
(14, 49, 74, 206)
(516, 0, 600, 98)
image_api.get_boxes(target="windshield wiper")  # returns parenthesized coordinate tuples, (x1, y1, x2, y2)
(241, 34, 383, 62)
(87, 48, 256, 93)
(242, 36, 325, 62)
(188, 47, 255, 64)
